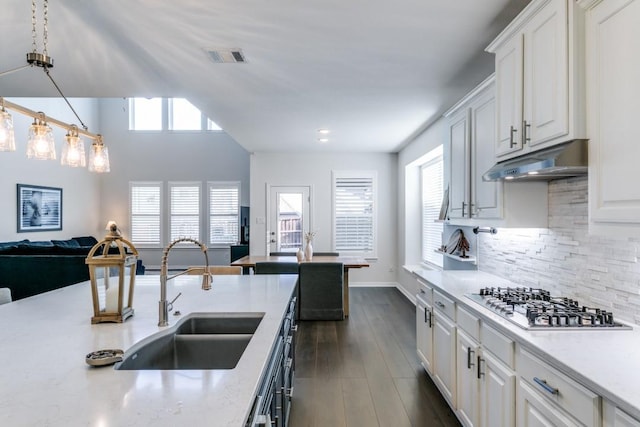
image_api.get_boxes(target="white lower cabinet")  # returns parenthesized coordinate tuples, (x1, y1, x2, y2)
(433, 308, 457, 407)
(456, 330, 480, 427)
(416, 286, 434, 374)
(603, 401, 640, 427)
(518, 379, 583, 427)
(479, 346, 516, 427)
(517, 347, 601, 427)
(415, 280, 635, 427)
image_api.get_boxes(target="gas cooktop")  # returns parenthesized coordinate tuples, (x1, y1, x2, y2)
(465, 287, 631, 330)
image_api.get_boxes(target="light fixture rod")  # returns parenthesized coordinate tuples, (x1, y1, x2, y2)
(0, 64, 32, 78)
(43, 68, 88, 130)
(0, 97, 99, 141)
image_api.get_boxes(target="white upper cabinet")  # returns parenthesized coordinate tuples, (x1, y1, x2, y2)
(582, 0, 640, 235)
(487, 0, 585, 161)
(447, 77, 502, 221)
(445, 76, 548, 228)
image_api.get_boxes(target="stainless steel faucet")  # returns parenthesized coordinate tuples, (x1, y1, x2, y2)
(158, 237, 211, 326)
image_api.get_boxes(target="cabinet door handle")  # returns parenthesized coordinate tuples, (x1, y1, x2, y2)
(523, 120, 531, 145)
(461, 201, 466, 217)
(477, 356, 485, 379)
(533, 377, 558, 395)
(467, 347, 475, 370)
(427, 310, 432, 328)
(470, 202, 477, 217)
(424, 307, 428, 324)
(509, 125, 518, 148)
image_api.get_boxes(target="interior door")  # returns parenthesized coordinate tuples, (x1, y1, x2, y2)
(268, 186, 310, 254)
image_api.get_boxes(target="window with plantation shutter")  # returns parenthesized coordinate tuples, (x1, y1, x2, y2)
(332, 171, 377, 257)
(208, 182, 240, 245)
(421, 146, 444, 267)
(130, 182, 162, 246)
(169, 182, 201, 242)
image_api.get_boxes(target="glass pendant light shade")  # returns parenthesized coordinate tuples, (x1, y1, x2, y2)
(88, 135, 110, 173)
(0, 108, 16, 152)
(26, 113, 56, 160)
(61, 126, 86, 167)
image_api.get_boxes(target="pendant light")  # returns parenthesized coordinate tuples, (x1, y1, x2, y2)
(25, 112, 56, 160)
(61, 125, 86, 167)
(0, 0, 112, 172)
(88, 135, 110, 173)
(0, 101, 16, 152)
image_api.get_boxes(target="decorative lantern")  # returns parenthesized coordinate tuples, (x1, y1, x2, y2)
(85, 222, 139, 324)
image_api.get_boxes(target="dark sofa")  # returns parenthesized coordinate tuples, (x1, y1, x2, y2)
(0, 237, 144, 301)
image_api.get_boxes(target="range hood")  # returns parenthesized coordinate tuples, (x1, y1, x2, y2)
(483, 139, 588, 181)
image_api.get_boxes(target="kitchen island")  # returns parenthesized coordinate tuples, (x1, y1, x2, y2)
(0, 274, 297, 426)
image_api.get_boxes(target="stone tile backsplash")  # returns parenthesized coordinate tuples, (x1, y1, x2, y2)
(478, 177, 640, 325)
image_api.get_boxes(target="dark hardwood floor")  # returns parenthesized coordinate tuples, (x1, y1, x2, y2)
(289, 287, 461, 427)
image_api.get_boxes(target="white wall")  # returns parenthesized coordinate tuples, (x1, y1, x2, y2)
(396, 117, 447, 298)
(97, 98, 251, 268)
(0, 98, 102, 241)
(250, 152, 397, 285)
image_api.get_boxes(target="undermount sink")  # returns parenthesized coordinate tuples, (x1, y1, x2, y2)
(115, 312, 264, 370)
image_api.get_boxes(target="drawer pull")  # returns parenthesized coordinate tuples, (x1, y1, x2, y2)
(435, 301, 446, 309)
(533, 377, 558, 395)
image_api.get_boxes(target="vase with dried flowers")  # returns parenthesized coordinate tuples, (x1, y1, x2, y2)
(304, 231, 316, 261)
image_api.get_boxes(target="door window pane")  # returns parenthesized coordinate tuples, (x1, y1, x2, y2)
(278, 193, 303, 251)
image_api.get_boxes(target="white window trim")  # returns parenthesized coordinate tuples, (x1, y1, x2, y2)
(331, 170, 378, 258)
(129, 181, 164, 248)
(420, 146, 444, 269)
(207, 181, 241, 248)
(168, 181, 202, 245)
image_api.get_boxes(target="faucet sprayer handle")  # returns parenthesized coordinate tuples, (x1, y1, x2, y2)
(168, 292, 182, 312)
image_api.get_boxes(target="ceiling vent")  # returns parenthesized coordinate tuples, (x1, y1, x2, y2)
(205, 48, 247, 63)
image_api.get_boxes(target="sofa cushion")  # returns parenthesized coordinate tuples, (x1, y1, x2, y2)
(0, 240, 29, 254)
(72, 236, 98, 247)
(52, 239, 81, 249)
(13, 241, 55, 255)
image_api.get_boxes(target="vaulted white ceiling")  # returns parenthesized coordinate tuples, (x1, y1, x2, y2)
(0, 0, 530, 153)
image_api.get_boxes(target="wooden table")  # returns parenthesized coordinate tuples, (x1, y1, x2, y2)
(231, 255, 369, 316)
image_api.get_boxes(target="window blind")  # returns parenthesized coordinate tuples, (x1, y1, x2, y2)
(170, 183, 200, 241)
(130, 183, 161, 245)
(334, 175, 375, 255)
(209, 183, 239, 245)
(421, 153, 444, 267)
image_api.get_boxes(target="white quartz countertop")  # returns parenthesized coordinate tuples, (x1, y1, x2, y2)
(0, 274, 297, 427)
(411, 269, 640, 420)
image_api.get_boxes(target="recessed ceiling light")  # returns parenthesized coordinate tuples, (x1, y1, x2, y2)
(318, 129, 330, 135)
(318, 138, 329, 143)
(528, 171, 539, 175)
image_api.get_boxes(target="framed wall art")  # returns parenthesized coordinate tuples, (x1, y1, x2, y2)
(17, 184, 63, 232)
